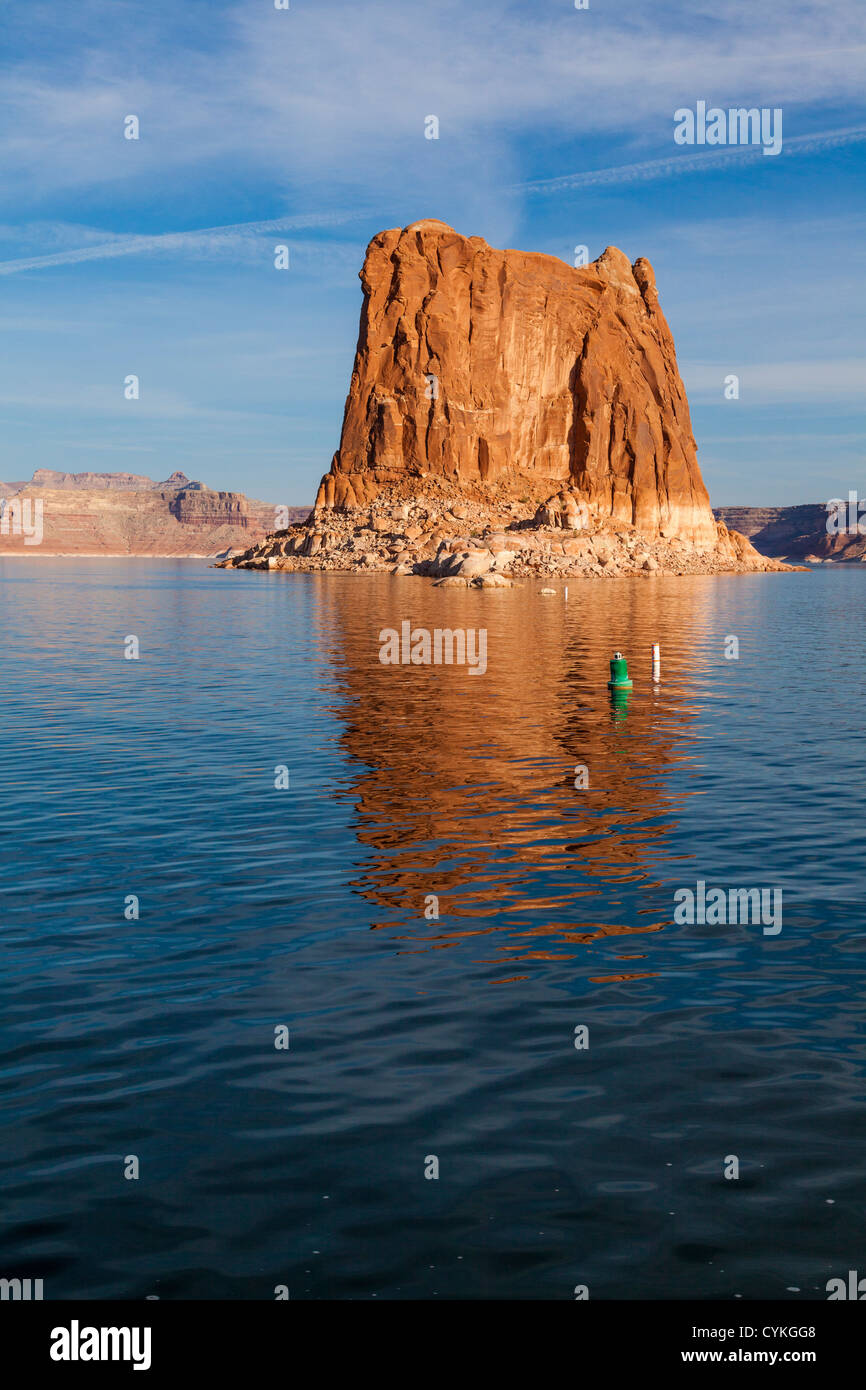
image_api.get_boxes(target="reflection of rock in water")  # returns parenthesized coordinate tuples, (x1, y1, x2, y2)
(315, 574, 714, 969)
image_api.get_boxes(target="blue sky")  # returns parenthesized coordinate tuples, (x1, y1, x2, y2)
(0, 0, 863, 505)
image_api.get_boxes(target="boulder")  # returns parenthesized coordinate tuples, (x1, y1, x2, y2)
(454, 550, 493, 578)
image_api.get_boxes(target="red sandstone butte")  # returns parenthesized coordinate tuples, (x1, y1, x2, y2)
(315, 220, 718, 548)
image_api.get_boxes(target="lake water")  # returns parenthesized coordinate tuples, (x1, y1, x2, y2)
(1, 559, 864, 1300)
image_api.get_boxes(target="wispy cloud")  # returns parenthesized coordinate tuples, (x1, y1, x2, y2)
(516, 125, 866, 194)
(1, 0, 863, 504)
(7, 117, 865, 279)
(0, 211, 372, 276)
(2, 1, 865, 211)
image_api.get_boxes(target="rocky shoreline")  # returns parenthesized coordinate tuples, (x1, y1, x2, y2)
(217, 478, 797, 583)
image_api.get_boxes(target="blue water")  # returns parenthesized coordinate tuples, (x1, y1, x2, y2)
(1, 559, 864, 1299)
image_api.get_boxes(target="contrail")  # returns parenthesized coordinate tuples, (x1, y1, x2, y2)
(515, 124, 866, 194)
(0, 209, 372, 276)
(4, 122, 863, 274)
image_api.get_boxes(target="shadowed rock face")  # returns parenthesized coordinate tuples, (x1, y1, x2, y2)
(714, 504, 865, 561)
(168, 488, 255, 528)
(315, 220, 718, 549)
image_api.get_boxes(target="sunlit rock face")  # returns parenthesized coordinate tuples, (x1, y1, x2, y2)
(315, 220, 718, 550)
(0, 471, 292, 556)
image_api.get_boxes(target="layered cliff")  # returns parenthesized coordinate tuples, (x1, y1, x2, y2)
(714, 504, 861, 561)
(0, 470, 309, 557)
(28, 468, 192, 492)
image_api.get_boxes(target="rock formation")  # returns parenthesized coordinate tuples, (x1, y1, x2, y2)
(714, 504, 859, 562)
(0, 470, 310, 557)
(28, 468, 189, 492)
(315, 220, 716, 546)
(221, 220, 796, 581)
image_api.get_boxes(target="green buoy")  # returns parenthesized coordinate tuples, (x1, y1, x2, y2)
(607, 650, 633, 690)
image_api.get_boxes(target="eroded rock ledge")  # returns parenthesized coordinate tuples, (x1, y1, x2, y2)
(218, 477, 794, 582)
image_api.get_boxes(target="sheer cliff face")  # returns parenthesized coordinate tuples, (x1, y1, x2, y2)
(315, 220, 717, 548)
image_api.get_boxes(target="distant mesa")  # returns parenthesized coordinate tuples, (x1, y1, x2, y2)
(23, 467, 213, 493)
(25, 468, 196, 492)
(715, 504, 863, 563)
(0, 469, 311, 558)
(224, 220, 794, 579)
